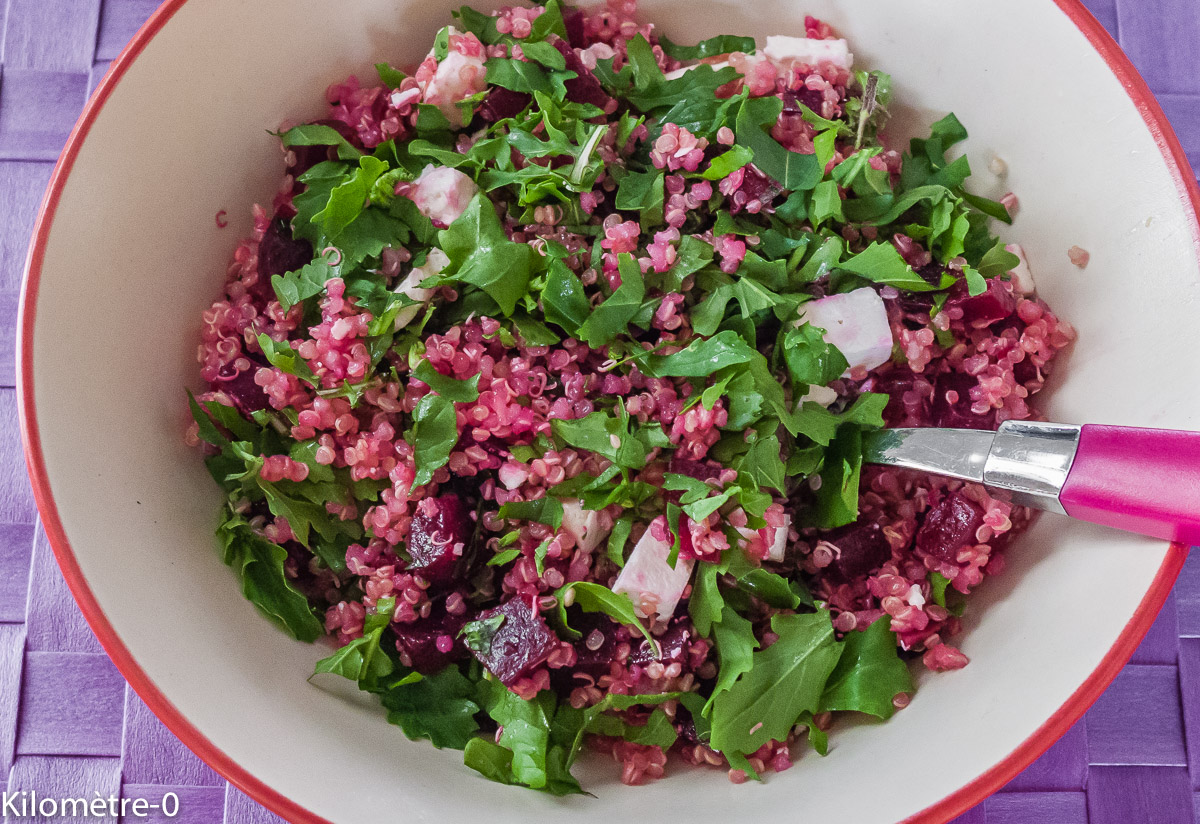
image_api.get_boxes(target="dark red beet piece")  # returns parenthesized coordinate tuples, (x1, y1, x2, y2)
(406, 495, 474, 587)
(629, 619, 693, 667)
(552, 40, 614, 110)
(219, 363, 270, 414)
(255, 216, 313, 302)
(781, 86, 827, 114)
(916, 490, 985, 562)
(563, 8, 587, 47)
(391, 607, 469, 674)
(667, 457, 722, 482)
(569, 613, 626, 678)
(916, 262, 948, 287)
(478, 87, 531, 123)
(931, 371, 996, 430)
(470, 598, 559, 685)
(950, 279, 1017, 326)
(822, 520, 891, 581)
(867, 366, 929, 427)
(734, 164, 783, 210)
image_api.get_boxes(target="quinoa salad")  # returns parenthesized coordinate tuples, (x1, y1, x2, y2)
(189, 0, 1075, 793)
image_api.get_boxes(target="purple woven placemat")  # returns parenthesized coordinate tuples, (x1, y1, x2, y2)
(0, 0, 1197, 821)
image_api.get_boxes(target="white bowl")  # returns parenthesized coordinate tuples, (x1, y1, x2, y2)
(18, 1, 1200, 822)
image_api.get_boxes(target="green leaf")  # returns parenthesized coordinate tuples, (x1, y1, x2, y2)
(476, 679, 554, 788)
(412, 359, 480, 402)
(735, 96, 822, 191)
(529, 0, 568, 40)
(313, 597, 396, 687)
(464, 737, 519, 786)
(519, 39, 567, 70)
(380, 663, 482, 749)
(735, 434, 787, 494)
(810, 179, 845, 227)
(459, 613, 506, 657)
(963, 266, 987, 297)
(978, 242, 1020, 277)
(606, 515, 634, 568)
(486, 58, 554, 94)
(556, 582, 657, 652)
(819, 616, 914, 719)
(701, 144, 754, 180)
(705, 605, 758, 715)
(438, 193, 536, 315)
(217, 518, 323, 642)
(278, 124, 362, 161)
(576, 253, 645, 347)
(256, 333, 318, 385)
(781, 323, 849, 389)
(709, 611, 843, 757)
(836, 241, 946, 291)
(409, 393, 460, 487)
(585, 707, 678, 749)
(614, 168, 664, 227)
(375, 62, 407, 87)
(487, 547, 522, 567)
(929, 571, 951, 607)
(271, 259, 331, 313)
(498, 496, 565, 529)
(809, 424, 864, 528)
(314, 156, 390, 239)
(658, 33, 756, 60)
(689, 562, 724, 636)
(637, 329, 758, 377)
(541, 259, 591, 335)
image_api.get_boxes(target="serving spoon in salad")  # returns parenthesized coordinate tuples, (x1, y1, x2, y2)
(862, 422, 1200, 545)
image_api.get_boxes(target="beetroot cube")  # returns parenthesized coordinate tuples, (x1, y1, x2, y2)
(931, 372, 996, 430)
(255, 216, 313, 302)
(220, 364, 271, 415)
(916, 491, 985, 562)
(667, 457, 722, 482)
(552, 40, 614, 110)
(951, 279, 1016, 326)
(570, 613, 625, 678)
(629, 619, 693, 668)
(470, 598, 559, 686)
(406, 495, 473, 587)
(392, 608, 468, 674)
(822, 520, 891, 581)
(478, 87, 530, 123)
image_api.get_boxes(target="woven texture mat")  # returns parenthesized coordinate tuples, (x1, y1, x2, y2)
(1, 0, 1198, 821)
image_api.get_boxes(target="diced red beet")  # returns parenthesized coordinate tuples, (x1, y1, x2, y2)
(950, 279, 1017, 326)
(915, 262, 948, 287)
(667, 457, 722, 482)
(469, 598, 559, 686)
(822, 520, 891, 581)
(931, 371, 996, 430)
(255, 216, 313, 302)
(563, 9, 587, 47)
(781, 86, 827, 114)
(916, 490, 985, 562)
(478, 87, 531, 123)
(867, 366, 930, 427)
(391, 607, 469, 674)
(552, 40, 614, 110)
(675, 707, 703, 746)
(569, 612, 626, 677)
(406, 495, 474, 587)
(734, 164, 783, 210)
(287, 119, 360, 176)
(629, 619, 693, 667)
(218, 363, 270, 414)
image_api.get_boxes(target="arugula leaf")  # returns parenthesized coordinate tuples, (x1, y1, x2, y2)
(701, 144, 754, 180)
(271, 259, 333, 313)
(438, 193, 536, 315)
(375, 62, 407, 87)
(278, 124, 362, 161)
(498, 496, 565, 529)
(556, 582, 657, 652)
(781, 323, 849, 389)
(380, 663, 481, 749)
(519, 40, 568, 70)
(541, 259, 591, 335)
(487, 547, 522, 567)
(459, 613, 506, 657)
(476, 679, 556, 788)
(929, 571, 951, 608)
(412, 359, 480, 402)
(735, 433, 787, 494)
(576, 254, 645, 347)
(977, 242, 1020, 277)
(836, 242, 948, 291)
(614, 168, 664, 226)
(637, 329, 758, 378)
(709, 611, 842, 757)
(256, 333, 318, 385)
(596, 35, 740, 116)
(585, 707, 678, 749)
(314, 156, 389, 239)
(735, 96, 822, 191)
(529, 0, 568, 40)
(606, 515, 634, 567)
(486, 58, 555, 95)
(818, 616, 913, 719)
(313, 596, 396, 687)
(217, 517, 323, 642)
(808, 424, 864, 528)
(409, 393, 460, 487)
(659, 34, 756, 60)
(705, 604, 758, 715)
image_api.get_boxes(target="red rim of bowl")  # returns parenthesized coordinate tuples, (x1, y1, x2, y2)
(15, 2, 1195, 822)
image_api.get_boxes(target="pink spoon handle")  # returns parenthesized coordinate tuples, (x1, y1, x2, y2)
(1059, 424, 1200, 545)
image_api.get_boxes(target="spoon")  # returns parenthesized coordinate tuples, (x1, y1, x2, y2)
(862, 421, 1200, 546)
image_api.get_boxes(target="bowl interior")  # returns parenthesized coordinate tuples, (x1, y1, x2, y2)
(24, 0, 1200, 822)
